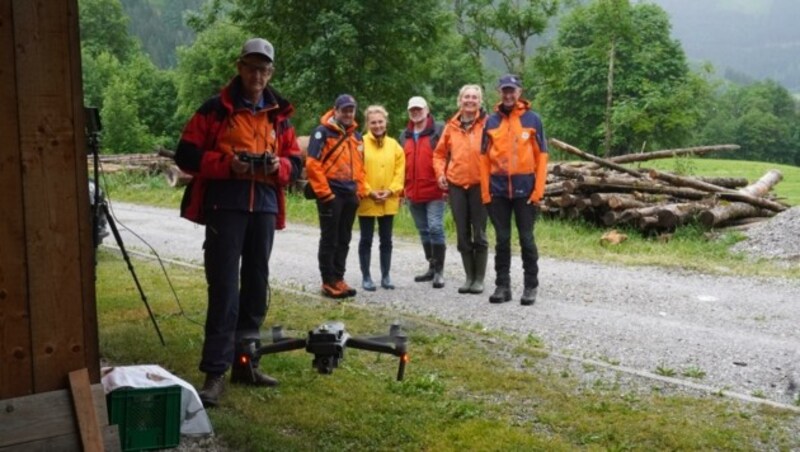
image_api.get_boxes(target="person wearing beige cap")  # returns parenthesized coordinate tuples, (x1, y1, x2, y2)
(175, 37, 303, 407)
(400, 96, 447, 288)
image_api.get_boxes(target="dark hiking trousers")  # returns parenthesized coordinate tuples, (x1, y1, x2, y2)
(200, 210, 276, 375)
(487, 197, 539, 288)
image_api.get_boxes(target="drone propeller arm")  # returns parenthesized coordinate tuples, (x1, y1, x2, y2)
(255, 338, 307, 358)
(347, 337, 408, 382)
(345, 337, 401, 356)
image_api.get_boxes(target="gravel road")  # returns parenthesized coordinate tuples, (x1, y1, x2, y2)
(105, 201, 800, 409)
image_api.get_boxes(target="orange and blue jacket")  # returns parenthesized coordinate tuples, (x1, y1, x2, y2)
(480, 100, 549, 204)
(305, 110, 367, 202)
(400, 115, 446, 203)
(433, 109, 487, 189)
(175, 76, 302, 229)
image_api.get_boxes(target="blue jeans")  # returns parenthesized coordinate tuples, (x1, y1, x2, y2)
(408, 199, 446, 246)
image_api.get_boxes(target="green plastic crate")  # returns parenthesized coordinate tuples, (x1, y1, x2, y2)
(107, 385, 182, 451)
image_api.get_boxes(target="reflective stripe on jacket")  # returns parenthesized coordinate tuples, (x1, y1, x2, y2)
(433, 109, 487, 189)
(357, 131, 405, 217)
(480, 100, 548, 203)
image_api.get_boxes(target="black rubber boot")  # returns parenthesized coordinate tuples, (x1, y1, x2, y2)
(380, 248, 394, 289)
(359, 250, 376, 291)
(520, 287, 538, 306)
(414, 242, 435, 282)
(432, 244, 446, 289)
(198, 373, 225, 408)
(458, 252, 475, 294)
(489, 286, 511, 304)
(469, 249, 488, 294)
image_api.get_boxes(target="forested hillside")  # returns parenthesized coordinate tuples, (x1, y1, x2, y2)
(652, 0, 800, 93)
(79, 0, 800, 166)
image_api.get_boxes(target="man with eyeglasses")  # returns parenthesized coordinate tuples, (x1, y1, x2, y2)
(175, 38, 302, 407)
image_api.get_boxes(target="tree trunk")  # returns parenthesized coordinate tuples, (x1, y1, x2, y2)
(564, 178, 709, 199)
(550, 139, 645, 178)
(696, 176, 748, 189)
(698, 202, 773, 228)
(591, 193, 649, 210)
(606, 144, 740, 164)
(738, 169, 783, 197)
(655, 202, 709, 230)
(649, 169, 787, 212)
(164, 165, 192, 188)
(604, 39, 615, 158)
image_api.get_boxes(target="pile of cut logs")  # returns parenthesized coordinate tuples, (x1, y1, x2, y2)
(543, 139, 788, 233)
(89, 149, 191, 187)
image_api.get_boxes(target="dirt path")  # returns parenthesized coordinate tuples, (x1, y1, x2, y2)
(105, 201, 800, 408)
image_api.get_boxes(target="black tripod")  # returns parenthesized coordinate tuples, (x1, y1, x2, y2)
(86, 107, 165, 346)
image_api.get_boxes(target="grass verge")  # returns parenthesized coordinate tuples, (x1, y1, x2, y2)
(97, 250, 800, 450)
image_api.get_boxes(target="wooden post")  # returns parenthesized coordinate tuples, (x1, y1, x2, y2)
(1, 0, 98, 398)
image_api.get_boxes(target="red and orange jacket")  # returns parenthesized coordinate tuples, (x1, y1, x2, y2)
(400, 115, 446, 203)
(480, 100, 548, 204)
(305, 110, 367, 202)
(433, 109, 487, 189)
(175, 76, 302, 229)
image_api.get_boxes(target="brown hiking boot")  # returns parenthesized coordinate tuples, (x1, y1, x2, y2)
(335, 280, 357, 297)
(322, 282, 346, 299)
(198, 373, 225, 408)
(230, 366, 279, 387)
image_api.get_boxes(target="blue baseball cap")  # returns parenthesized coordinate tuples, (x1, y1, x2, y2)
(334, 94, 357, 109)
(497, 74, 522, 89)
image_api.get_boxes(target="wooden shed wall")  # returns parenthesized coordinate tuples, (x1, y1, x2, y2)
(0, 0, 99, 398)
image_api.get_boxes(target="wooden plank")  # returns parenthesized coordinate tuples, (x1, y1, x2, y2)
(0, 384, 108, 447)
(69, 369, 104, 451)
(13, 0, 88, 392)
(0, 0, 34, 399)
(0, 425, 120, 452)
(66, 0, 101, 385)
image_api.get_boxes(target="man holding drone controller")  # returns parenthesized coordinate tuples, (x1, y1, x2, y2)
(175, 37, 302, 407)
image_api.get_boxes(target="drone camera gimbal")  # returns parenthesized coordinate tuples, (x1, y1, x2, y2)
(234, 322, 409, 382)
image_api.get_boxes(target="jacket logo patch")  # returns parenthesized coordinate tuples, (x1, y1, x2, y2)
(357, 144, 364, 152)
(521, 132, 530, 140)
(314, 131, 323, 140)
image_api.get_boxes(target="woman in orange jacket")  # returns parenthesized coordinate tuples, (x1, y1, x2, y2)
(433, 85, 489, 294)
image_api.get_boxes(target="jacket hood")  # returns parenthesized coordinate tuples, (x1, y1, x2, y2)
(219, 75, 295, 120)
(446, 108, 488, 128)
(319, 109, 359, 135)
(493, 99, 531, 116)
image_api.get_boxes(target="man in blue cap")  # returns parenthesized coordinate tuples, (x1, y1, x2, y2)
(306, 94, 368, 298)
(480, 74, 548, 306)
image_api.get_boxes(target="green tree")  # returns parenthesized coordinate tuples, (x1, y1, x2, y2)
(698, 80, 800, 164)
(533, 0, 706, 155)
(222, 0, 451, 133)
(101, 77, 156, 153)
(454, 0, 561, 76)
(174, 22, 247, 124)
(79, 0, 137, 62)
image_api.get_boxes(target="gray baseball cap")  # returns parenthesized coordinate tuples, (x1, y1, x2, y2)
(240, 38, 274, 62)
